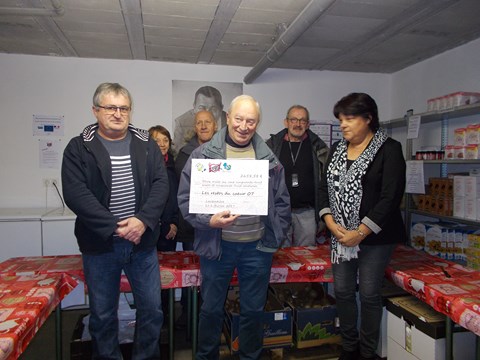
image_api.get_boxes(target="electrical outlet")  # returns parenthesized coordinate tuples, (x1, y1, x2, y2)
(51, 178, 59, 187)
(43, 178, 51, 187)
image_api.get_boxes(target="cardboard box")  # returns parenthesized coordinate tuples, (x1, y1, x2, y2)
(417, 194, 429, 211)
(465, 197, 477, 220)
(453, 196, 465, 218)
(224, 286, 292, 354)
(269, 283, 340, 349)
(464, 176, 480, 198)
(70, 315, 133, 360)
(429, 178, 442, 196)
(410, 222, 426, 251)
(425, 222, 445, 257)
(376, 281, 409, 358)
(70, 313, 168, 359)
(386, 296, 475, 360)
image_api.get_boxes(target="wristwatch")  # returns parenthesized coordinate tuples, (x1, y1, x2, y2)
(356, 228, 367, 238)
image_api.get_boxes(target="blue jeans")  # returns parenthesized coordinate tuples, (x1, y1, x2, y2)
(196, 240, 273, 360)
(83, 240, 163, 360)
(332, 243, 395, 358)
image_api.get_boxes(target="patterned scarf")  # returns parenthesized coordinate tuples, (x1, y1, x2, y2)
(327, 128, 388, 263)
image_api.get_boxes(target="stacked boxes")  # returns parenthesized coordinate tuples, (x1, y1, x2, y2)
(386, 296, 475, 360)
(427, 92, 480, 112)
(376, 281, 409, 358)
(464, 232, 480, 270)
(409, 221, 474, 262)
(453, 175, 480, 220)
(223, 286, 292, 354)
(416, 177, 453, 216)
(269, 283, 341, 349)
(445, 122, 480, 160)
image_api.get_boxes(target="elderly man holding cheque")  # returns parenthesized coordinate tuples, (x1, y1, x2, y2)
(177, 94, 291, 360)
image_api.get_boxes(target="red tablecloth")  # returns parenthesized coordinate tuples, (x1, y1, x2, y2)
(386, 245, 480, 336)
(0, 246, 333, 292)
(142, 246, 333, 289)
(4, 244, 478, 358)
(0, 273, 78, 360)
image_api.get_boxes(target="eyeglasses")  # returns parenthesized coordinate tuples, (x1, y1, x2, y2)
(288, 117, 308, 125)
(97, 105, 131, 115)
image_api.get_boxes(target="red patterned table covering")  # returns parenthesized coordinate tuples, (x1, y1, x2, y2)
(156, 246, 333, 289)
(0, 246, 333, 292)
(0, 273, 78, 360)
(386, 245, 480, 336)
(0, 255, 83, 278)
(0, 246, 332, 359)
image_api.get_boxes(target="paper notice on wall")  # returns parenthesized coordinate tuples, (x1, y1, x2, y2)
(33, 115, 64, 136)
(309, 122, 332, 146)
(39, 138, 62, 169)
(407, 115, 421, 139)
(406, 160, 425, 194)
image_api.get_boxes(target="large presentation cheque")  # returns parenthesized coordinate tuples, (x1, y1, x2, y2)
(189, 159, 269, 215)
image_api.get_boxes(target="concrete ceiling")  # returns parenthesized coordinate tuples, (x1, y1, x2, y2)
(1, 0, 479, 83)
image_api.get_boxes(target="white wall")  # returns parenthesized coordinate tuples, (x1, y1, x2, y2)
(391, 37, 480, 118)
(2, 35, 478, 208)
(390, 37, 480, 157)
(0, 53, 389, 207)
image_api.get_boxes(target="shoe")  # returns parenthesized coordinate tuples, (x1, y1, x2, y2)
(338, 348, 359, 360)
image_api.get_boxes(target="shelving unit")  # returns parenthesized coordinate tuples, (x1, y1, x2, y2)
(384, 102, 480, 245)
(384, 102, 480, 360)
(383, 102, 480, 129)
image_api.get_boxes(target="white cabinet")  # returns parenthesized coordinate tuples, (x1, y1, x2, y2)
(0, 207, 79, 263)
(0, 208, 49, 262)
(41, 207, 79, 256)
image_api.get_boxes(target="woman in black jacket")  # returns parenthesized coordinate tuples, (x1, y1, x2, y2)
(319, 93, 406, 360)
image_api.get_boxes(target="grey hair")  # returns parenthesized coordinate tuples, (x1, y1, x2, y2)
(228, 95, 261, 122)
(93, 83, 133, 109)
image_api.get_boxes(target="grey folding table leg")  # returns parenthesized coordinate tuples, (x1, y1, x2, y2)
(169, 288, 175, 360)
(476, 334, 480, 360)
(192, 286, 198, 359)
(55, 305, 62, 360)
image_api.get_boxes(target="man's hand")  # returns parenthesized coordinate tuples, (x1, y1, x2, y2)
(209, 210, 240, 228)
(116, 217, 146, 245)
(165, 224, 177, 240)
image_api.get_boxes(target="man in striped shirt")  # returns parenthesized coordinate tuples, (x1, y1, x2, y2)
(62, 83, 168, 359)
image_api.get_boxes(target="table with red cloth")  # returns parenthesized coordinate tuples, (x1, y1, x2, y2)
(386, 245, 480, 360)
(386, 245, 480, 337)
(2, 246, 480, 360)
(0, 246, 333, 290)
(0, 246, 333, 360)
(0, 272, 78, 360)
(154, 245, 334, 289)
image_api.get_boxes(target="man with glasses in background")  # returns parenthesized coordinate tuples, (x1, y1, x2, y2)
(267, 105, 329, 247)
(172, 85, 226, 153)
(62, 82, 168, 359)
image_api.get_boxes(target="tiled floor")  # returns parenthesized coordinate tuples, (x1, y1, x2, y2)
(19, 303, 341, 359)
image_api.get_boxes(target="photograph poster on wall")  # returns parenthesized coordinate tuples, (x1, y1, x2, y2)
(171, 80, 243, 153)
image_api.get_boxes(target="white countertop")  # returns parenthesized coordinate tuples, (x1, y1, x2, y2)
(0, 207, 55, 221)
